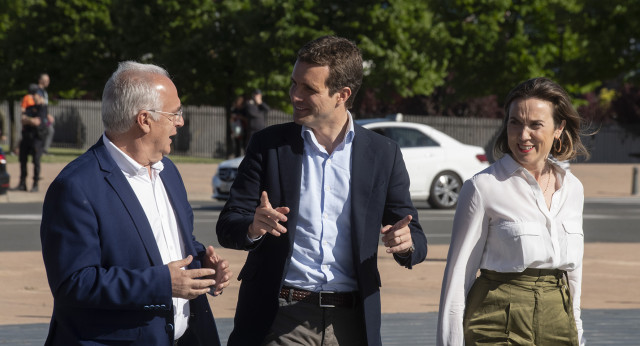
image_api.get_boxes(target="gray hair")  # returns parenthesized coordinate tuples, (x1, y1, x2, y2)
(101, 61, 170, 134)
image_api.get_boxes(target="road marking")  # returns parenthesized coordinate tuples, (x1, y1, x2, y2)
(194, 218, 218, 223)
(584, 214, 640, 220)
(427, 234, 453, 238)
(0, 215, 41, 221)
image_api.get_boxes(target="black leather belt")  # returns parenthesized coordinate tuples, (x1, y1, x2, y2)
(279, 286, 358, 308)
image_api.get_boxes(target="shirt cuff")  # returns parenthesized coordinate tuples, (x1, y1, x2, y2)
(246, 234, 264, 244)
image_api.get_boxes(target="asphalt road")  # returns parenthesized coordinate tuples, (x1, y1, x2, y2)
(1, 198, 638, 252)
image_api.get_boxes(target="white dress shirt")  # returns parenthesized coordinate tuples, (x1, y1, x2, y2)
(437, 154, 584, 346)
(103, 134, 190, 339)
(283, 114, 358, 292)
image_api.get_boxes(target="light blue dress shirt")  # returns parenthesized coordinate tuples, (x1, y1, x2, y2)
(284, 115, 358, 292)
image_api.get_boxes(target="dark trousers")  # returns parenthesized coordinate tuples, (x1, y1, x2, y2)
(19, 133, 44, 184)
(231, 136, 243, 157)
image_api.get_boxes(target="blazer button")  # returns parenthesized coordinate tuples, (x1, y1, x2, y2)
(165, 323, 174, 333)
(143, 305, 149, 310)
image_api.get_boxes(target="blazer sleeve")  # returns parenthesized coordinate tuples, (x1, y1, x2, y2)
(41, 176, 173, 310)
(382, 143, 428, 268)
(216, 134, 263, 250)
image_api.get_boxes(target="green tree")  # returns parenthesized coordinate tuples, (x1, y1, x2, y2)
(2, 0, 639, 121)
(430, 0, 640, 112)
(0, 0, 114, 99)
(185, 0, 455, 113)
(569, 0, 640, 87)
(431, 0, 581, 102)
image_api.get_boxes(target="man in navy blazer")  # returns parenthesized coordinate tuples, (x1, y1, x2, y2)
(41, 61, 231, 345)
(217, 36, 428, 345)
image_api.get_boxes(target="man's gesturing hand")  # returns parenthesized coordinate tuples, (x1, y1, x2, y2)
(381, 215, 413, 254)
(203, 245, 232, 296)
(248, 191, 290, 239)
(169, 255, 216, 300)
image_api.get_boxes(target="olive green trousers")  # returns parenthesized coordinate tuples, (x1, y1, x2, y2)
(463, 269, 579, 345)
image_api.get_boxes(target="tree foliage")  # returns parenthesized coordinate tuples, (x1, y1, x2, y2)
(0, 0, 638, 122)
(0, 0, 113, 99)
(429, 0, 640, 118)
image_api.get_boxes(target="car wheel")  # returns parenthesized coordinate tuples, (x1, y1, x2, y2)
(428, 171, 462, 209)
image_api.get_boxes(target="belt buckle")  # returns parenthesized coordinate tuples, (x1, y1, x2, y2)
(319, 291, 335, 308)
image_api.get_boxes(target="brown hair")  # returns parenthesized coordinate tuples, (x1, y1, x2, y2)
(494, 77, 589, 161)
(297, 36, 363, 109)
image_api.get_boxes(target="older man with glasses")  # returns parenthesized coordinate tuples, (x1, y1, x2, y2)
(40, 61, 231, 346)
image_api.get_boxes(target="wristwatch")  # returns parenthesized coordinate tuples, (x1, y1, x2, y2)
(397, 242, 415, 258)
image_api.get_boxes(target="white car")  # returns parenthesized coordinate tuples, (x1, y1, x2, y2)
(212, 156, 243, 202)
(212, 121, 490, 209)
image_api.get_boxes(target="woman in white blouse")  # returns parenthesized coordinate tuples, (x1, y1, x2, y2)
(437, 77, 589, 346)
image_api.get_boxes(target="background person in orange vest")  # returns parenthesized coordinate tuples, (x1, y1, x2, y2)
(16, 84, 48, 192)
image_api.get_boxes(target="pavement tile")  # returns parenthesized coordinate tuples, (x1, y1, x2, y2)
(2, 310, 640, 345)
(1, 162, 639, 344)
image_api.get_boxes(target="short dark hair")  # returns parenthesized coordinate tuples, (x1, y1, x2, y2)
(28, 84, 39, 95)
(494, 77, 589, 161)
(296, 36, 363, 109)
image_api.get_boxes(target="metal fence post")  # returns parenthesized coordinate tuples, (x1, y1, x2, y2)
(633, 166, 639, 196)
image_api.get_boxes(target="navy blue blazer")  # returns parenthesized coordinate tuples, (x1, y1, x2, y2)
(217, 122, 428, 345)
(40, 138, 220, 345)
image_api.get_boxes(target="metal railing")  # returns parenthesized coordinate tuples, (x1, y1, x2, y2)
(2, 101, 639, 163)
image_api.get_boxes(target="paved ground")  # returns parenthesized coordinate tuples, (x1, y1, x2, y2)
(1, 161, 639, 344)
(3, 310, 640, 345)
(2, 162, 639, 203)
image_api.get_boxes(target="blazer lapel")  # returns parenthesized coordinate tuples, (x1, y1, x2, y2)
(160, 165, 197, 257)
(94, 140, 164, 266)
(350, 126, 377, 252)
(278, 124, 304, 251)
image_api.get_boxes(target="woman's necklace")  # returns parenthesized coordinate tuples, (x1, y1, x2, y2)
(543, 164, 552, 194)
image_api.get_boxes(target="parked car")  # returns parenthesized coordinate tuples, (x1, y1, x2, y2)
(212, 156, 243, 201)
(0, 147, 10, 195)
(212, 121, 489, 209)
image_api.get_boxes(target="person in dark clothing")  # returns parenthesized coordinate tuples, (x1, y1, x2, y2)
(229, 96, 247, 157)
(244, 88, 270, 143)
(18, 84, 48, 192)
(40, 61, 231, 345)
(216, 36, 428, 346)
(0, 108, 6, 142)
(37, 73, 55, 154)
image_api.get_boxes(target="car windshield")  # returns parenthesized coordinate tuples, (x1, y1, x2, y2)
(354, 118, 389, 126)
(369, 127, 439, 148)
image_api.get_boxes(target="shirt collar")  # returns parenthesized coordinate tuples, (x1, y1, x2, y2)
(500, 154, 523, 176)
(102, 134, 164, 177)
(300, 111, 355, 150)
(501, 153, 567, 177)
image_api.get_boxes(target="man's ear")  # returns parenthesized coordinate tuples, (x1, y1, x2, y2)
(136, 110, 152, 134)
(336, 87, 352, 107)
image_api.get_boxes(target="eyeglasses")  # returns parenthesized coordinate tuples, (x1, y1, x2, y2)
(144, 109, 183, 123)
